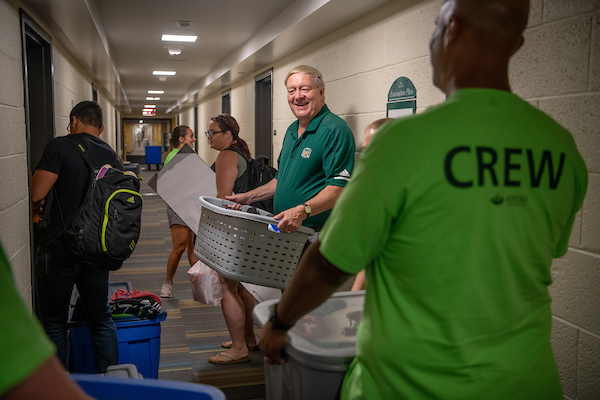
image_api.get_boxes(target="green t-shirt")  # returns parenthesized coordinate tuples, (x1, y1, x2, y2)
(319, 89, 587, 400)
(0, 243, 55, 395)
(275, 105, 355, 228)
(164, 147, 179, 165)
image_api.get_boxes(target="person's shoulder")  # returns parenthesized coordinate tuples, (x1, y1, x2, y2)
(218, 148, 242, 164)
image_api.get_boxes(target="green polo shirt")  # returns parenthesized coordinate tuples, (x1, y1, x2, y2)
(274, 104, 355, 229)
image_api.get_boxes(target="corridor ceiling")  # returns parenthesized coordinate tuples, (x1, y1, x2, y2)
(20, 0, 394, 118)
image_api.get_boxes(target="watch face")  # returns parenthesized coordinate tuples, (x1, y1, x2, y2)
(304, 204, 311, 214)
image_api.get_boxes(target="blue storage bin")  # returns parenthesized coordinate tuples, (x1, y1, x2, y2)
(72, 374, 226, 399)
(145, 145, 162, 169)
(69, 312, 167, 379)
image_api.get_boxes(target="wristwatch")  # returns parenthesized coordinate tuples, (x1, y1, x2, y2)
(269, 304, 293, 331)
(302, 202, 311, 217)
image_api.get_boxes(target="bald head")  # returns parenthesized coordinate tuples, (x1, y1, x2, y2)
(454, 0, 529, 53)
(430, 0, 530, 94)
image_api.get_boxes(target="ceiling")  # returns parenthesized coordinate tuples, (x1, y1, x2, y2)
(20, 0, 394, 118)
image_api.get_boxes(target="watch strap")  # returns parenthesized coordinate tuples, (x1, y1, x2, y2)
(269, 304, 293, 331)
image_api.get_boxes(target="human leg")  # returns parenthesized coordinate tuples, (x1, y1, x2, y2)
(161, 223, 188, 297)
(35, 244, 77, 370)
(76, 266, 117, 373)
(238, 284, 258, 347)
(209, 275, 249, 363)
(186, 229, 198, 266)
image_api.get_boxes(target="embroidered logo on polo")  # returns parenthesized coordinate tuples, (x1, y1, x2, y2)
(334, 169, 351, 181)
(301, 147, 312, 158)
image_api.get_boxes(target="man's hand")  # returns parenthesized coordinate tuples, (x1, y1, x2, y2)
(259, 322, 289, 365)
(274, 205, 306, 233)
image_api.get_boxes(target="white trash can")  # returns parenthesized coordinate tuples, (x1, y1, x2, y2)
(253, 291, 365, 400)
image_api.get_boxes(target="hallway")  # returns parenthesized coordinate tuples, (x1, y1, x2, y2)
(111, 166, 267, 400)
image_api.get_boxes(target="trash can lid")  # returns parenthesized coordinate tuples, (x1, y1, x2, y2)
(254, 291, 364, 369)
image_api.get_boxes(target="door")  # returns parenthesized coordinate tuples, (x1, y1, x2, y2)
(255, 70, 273, 164)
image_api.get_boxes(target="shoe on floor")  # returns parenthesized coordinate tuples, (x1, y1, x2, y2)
(221, 341, 260, 351)
(208, 352, 251, 365)
(160, 281, 172, 298)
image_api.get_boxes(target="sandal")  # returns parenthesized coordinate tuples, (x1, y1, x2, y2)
(221, 341, 260, 351)
(208, 352, 251, 365)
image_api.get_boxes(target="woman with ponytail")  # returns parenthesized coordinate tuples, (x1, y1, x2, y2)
(159, 125, 198, 298)
(206, 114, 258, 364)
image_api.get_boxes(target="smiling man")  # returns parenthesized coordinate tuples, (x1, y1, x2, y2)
(227, 65, 355, 237)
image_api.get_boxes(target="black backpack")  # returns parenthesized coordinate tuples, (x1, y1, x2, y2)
(226, 147, 277, 213)
(59, 135, 143, 270)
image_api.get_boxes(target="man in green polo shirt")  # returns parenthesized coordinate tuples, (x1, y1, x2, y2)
(227, 65, 355, 233)
(258, 1, 588, 399)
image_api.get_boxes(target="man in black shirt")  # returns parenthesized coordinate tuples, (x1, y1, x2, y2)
(31, 101, 120, 372)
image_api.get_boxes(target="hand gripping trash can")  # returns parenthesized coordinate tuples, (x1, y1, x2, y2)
(253, 291, 365, 400)
(194, 196, 314, 289)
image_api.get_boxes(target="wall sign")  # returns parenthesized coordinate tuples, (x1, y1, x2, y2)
(387, 77, 416, 118)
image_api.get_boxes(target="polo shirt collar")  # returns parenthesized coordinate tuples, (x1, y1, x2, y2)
(289, 104, 331, 139)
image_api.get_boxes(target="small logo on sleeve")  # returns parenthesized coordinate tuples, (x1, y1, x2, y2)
(334, 169, 351, 181)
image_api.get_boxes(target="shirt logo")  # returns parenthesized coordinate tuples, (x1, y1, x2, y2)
(334, 169, 351, 181)
(301, 147, 312, 158)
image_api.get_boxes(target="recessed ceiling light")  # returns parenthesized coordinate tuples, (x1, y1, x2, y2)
(144, 105, 156, 108)
(153, 71, 176, 76)
(139, 120, 143, 123)
(162, 34, 197, 42)
(146, 97, 160, 101)
(148, 90, 164, 94)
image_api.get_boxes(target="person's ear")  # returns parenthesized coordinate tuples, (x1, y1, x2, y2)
(99, 124, 104, 135)
(444, 16, 459, 48)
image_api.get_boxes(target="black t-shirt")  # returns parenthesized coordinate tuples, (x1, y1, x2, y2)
(36, 133, 123, 245)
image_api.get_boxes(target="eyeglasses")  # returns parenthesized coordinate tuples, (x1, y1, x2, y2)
(204, 130, 224, 139)
(66, 123, 71, 133)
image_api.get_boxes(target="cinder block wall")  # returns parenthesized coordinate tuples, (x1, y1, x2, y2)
(0, 0, 32, 306)
(0, 0, 121, 307)
(183, 0, 600, 397)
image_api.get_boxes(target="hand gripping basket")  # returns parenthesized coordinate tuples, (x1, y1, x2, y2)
(194, 196, 315, 289)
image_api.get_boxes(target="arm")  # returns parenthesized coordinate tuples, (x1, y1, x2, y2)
(259, 239, 351, 364)
(215, 150, 240, 199)
(351, 270, 366, 291)
(225, 177, 277, 206)
(30, 169, 59, 214)
(274, 184, 344, 233)
(2, 356, 93, 400)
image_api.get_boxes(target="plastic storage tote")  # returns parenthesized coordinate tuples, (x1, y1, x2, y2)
(72, 374, 226, 399)
(145, 145, 162, 170)
(69, 312, 167, 379)
(253, 291, 365, 400)
(194, 196, 314, 289)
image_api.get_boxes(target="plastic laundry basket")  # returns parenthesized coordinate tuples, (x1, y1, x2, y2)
(194, 196, 314, 289)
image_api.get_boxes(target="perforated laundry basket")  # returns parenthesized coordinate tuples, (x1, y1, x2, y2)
(194, 196, 314, 289)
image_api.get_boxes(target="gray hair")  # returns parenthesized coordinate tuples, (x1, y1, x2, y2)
(284, 65, 324, 88)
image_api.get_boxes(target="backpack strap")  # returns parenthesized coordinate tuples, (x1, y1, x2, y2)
(224, 146, 251, 163)
(66, 134, 100, 172)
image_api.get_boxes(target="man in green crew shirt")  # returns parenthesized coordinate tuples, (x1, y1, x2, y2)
(226, 65, 355, 233)
(258, 1, 588, 399)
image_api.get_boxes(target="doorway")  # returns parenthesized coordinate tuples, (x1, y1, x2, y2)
(254, 70, 273, 164)
(21, 10, 55, 314)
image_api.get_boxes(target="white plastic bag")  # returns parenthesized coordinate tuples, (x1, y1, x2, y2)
(187, 261, 223, 306)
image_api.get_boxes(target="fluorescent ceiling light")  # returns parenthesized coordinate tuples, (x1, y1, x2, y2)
(144, 105, 156, 108)
(148, 90, 164, 94)
(153, 71, 176, 76)
(162, 34, 197, 42)
(146, 97, 160, 101)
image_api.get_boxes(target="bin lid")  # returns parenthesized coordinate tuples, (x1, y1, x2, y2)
(254, 291, 364, 368)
